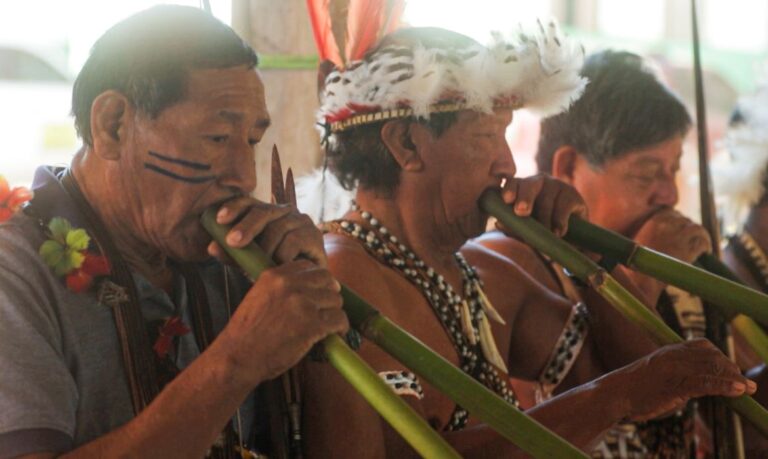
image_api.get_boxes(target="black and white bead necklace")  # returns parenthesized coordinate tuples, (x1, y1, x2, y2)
(333, 202, 518, 431)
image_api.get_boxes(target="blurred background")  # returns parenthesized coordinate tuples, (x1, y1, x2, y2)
(1, 0, 764, 222)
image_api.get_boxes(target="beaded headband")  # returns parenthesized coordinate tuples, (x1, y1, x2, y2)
(318, 20, 587, 134)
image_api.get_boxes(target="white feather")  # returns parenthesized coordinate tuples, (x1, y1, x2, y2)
(295, 168, 355, 224)
(318, 18, 587, 125)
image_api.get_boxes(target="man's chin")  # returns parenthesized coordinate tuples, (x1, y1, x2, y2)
(459, 210, 490, 241)
(164, 231, 214, 263)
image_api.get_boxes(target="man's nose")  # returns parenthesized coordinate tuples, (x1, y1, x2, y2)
(651, 176, 679, 207)
(491, 142, 517, 180)
(219, 142, 257, 194)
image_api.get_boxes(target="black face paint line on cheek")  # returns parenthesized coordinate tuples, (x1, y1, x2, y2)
(144, 163, 216, 184)
(144, 150, 216, 184)
(148, 150, 212, 170)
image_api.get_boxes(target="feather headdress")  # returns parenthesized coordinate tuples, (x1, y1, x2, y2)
(713, 81, 768, 232)
(318, 19, 587, 133)
(307, 0, 405, 70)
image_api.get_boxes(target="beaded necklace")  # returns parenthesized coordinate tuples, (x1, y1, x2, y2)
(330, 203, 518, 431)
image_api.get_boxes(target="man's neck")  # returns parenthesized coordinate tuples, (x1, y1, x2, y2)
(71, 150, 174, 292)
(353, 186, 465, 278)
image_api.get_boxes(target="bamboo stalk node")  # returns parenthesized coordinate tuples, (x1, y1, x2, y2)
(345, 329, 363, 350)
(587, 269, 607, 289)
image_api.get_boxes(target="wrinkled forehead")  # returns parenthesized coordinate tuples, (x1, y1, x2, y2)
(184, 66, 265, 103)
(613, 136, 684, 168)
(176, 66, 269, 123)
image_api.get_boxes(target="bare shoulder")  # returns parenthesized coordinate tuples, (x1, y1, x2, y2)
(324, 232, 384, 281)
(472, 230, 560, 293)
(460, 239, 542, 299)
(462, 237, 547, 285)
(474, 230, 539, 262)
(461, 239, 570, 311)
(323, 232, 402, 319)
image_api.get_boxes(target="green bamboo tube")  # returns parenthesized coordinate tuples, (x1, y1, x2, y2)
(201, 210, 460, 459)
(360, 310, 587, 458)
(564, 216, 768, 325)
(479, 190, 768, 437)
(697, 256, 768, 364)
(323, 334, 461, 458)
(560, 214, 768, 364)
(732, 315, 768, 364)
(201, 209, 587, 459)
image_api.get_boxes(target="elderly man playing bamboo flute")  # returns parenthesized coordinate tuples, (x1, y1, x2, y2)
(0, 6, 350, 458)
(299, 26, 754, 457)
(477, 49, 763, 457)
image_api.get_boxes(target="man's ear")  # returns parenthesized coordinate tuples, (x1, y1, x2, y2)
(380, 120, 424, 172)
(550, 145, 580, 184)
(90, 91, 132, 160)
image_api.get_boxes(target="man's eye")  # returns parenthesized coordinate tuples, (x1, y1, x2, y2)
(209, 135, 229, 144)
(630, 175, 654, 184)
(248, 138, 259, 147)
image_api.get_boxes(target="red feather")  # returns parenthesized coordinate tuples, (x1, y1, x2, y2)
(347, 0, 404, 61)
(306, 0, 404, 68)
(306, 0, 344, 68)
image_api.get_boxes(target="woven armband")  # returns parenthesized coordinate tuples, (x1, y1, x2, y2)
(536, 302, 589, 401)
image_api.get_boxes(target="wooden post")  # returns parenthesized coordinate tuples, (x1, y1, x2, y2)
(232, 0, 324, 202)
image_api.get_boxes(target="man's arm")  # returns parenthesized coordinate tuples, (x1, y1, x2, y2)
(475, 233, 660, 377)
(305, 241, 756, 457)
(487, 176, 662, 382)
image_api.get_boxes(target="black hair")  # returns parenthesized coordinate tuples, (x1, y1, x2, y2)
(72, 5, 258, 146)
(328, 112, 458, 194)
(536, 50, 691, 173)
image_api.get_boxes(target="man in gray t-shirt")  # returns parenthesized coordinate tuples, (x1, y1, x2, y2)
(0, 6, 347, 458)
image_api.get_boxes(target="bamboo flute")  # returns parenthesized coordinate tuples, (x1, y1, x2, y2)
(202, 210, 459, 458)
(563, 215, 768, 325)
(480, 190, 768, 437)
(201, 209, 588, 459)
(562, 214, 768, 363)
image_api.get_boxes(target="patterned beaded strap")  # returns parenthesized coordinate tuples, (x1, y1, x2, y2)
(536, 302, 588, 402)
(379, 370, 425, 399)
(592, 423, 649, 459)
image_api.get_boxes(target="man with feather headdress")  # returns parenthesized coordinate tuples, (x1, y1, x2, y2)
(300, 20, 753, 457)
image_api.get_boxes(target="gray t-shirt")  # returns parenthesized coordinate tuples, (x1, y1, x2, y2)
(0, 211, 256, 457)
